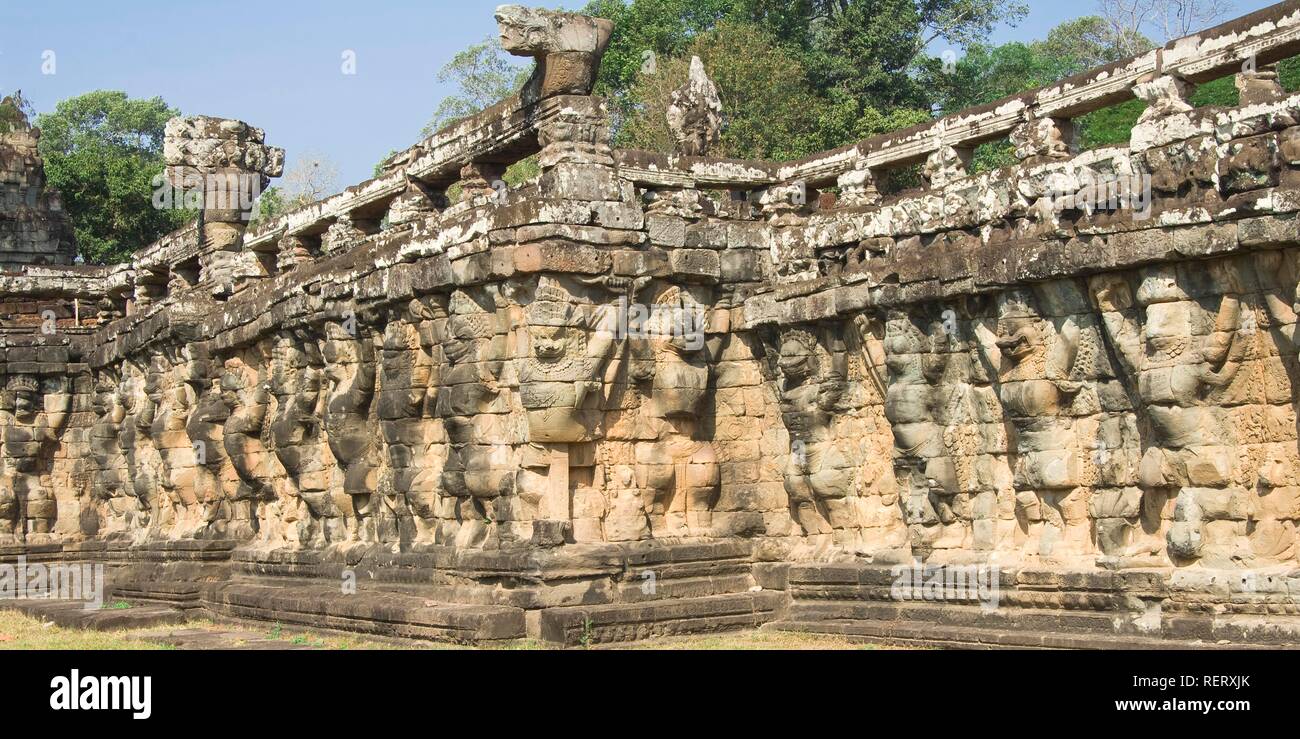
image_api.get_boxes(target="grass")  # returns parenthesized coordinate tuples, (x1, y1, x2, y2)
(0, 607, 886, 650)
(0, 608, 172, 650)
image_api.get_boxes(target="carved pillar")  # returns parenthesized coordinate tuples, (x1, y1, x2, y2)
(536, 96, 621, 202)
(321, 317, 379, 543)
(321, 214, 378, 255)
(923, 145, 973, 188)
(495, 5, 613, 98)
(459, 161, 508, 203)
(1010, 115, 1076, 165)
(0, 375, 70, 543)
(276, 234, 319, 272)
(163, 116, 283, 296)
(836, 159, 880, 207)
(517, 282, 619, 545)
(1237, 62, 1285, 106)
(1132, 74, 1195, 124)
(386, 178, 448, 226)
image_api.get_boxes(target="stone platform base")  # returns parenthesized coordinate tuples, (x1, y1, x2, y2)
(2, 538, 785, 646)
(10, 542, 1300, 648)
(538, 591, 786, 646)
(761, 562, 1300, 649)
(205, 584, 526, 643)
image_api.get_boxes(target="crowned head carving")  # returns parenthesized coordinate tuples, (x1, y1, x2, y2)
(777, 329, 821, 385)
(995, 289, 1044, 362)
(220, 354, 260, 406)
(8, 375, 40, 422)
(526, 284, 586, 366)
(270, 331, 322, 394)
(321, 319, 368, 382)
(92, 372, 117, 416)
(443, 290, 497, 367)
(1135, 266, 1190, 306)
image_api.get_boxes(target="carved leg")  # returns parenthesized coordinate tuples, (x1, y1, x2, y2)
(683, 442, 719, 536)
(0, 478, 18, 544)
(1167, 488, 1205, 563)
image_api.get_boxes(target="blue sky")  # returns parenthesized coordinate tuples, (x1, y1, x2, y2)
(0, 0, 1280, 186)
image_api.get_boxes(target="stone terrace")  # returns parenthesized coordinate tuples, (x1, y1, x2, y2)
(5, 3, 1300, 647)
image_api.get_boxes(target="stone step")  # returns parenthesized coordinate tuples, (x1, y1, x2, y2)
(112, 580, 204, 610)
(130, 627, 335, 650)
(2, 600, 190, 631)
(787, 599, 1132, 635)
(204, 583, 526, 644)
(538, 591, 786, 646)
(779, 596, 1300, 647)
(766, 619, 1299, 650)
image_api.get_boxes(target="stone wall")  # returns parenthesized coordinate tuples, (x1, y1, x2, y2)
(6, 3, 1300, 600)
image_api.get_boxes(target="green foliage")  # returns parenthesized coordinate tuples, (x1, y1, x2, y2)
(374, 150, 399, 178)
(925, 16, 1150, 116)
(36, 91, 189, 265)
(618, 21, 840, 159)
(583, 0, 742, 104)
(1281, 56, 1300, 91)
(0, 91, 34, 134)
(1073, 100, 1145, 150)
(423, 37, 532, 137)
(249, 186, 286, 226)
(584, 0, 1023, 150)
(1074, 75, 1241, 151)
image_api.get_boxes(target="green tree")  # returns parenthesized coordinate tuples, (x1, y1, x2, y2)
(805, 0, 1027, 116)
(421, 36, 541, 198)
(249, 186, 286, 226)
(920, 16, 1158, 158)
(422, 37, 533, 136)
(619, 20, 930, 159)
(36, 91, 188, 265)
(619, 22, 824, 158)
(0, 91, 35, 134)
(585, 0, 1025, 146)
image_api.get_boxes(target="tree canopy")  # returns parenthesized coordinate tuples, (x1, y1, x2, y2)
(36, 91, 189, 265)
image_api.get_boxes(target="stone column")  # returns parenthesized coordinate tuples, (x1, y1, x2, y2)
(495, 5, 613, 98)
(1011, 115, 1076, 165)
(386, 178, 448, 227)
(837, 158, 881, 207)
(1237, 63, 1285, 106)
(321, 214, 378, 255)
(459, 161, 508, 203)
(276, 234, 319, 272)
(1131, 75, 1195, 123)
(923, 145, 973, 188)
(163, 116, 283, 297)
(536, 97, 621, 202)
